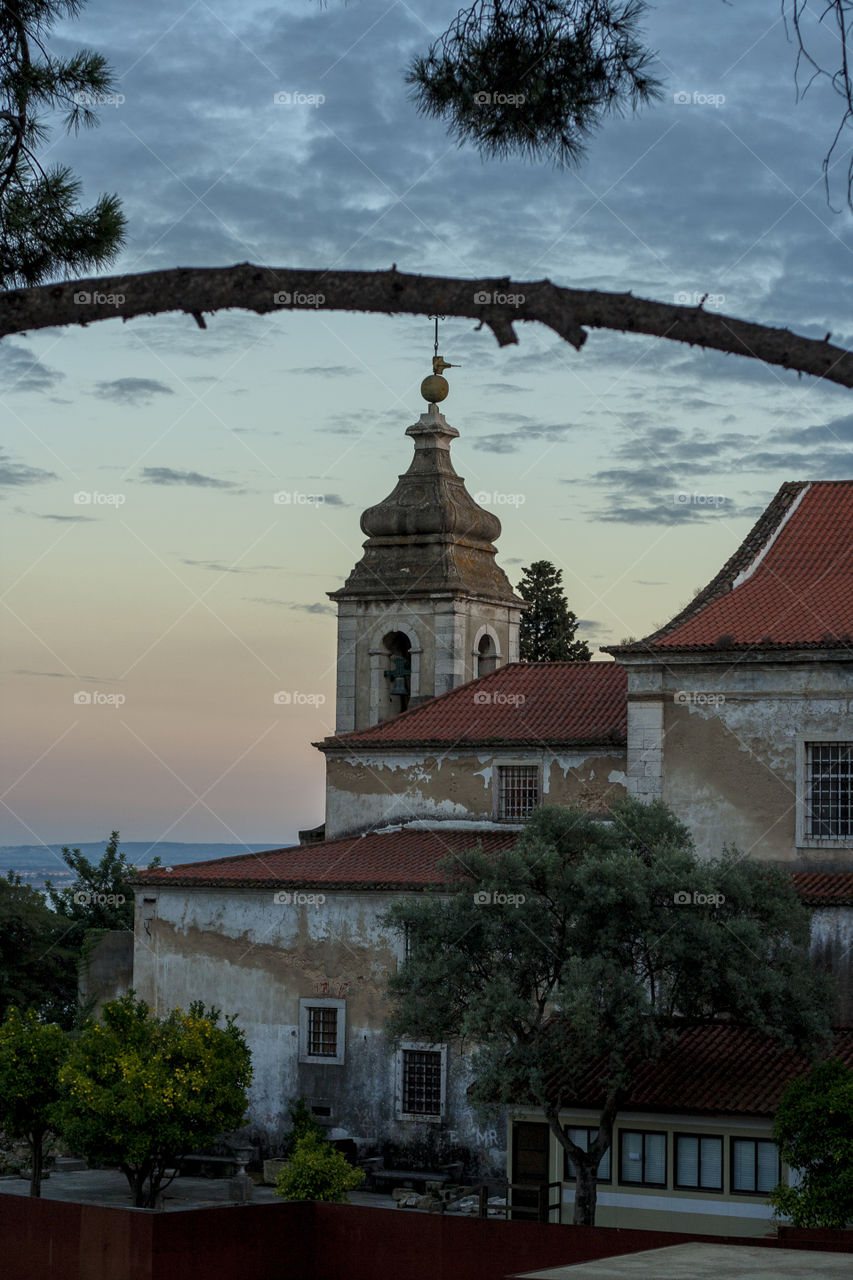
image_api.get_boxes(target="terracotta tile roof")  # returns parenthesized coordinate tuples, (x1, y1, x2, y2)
(134, 831, 853, 902)
(606, 481, 853, 653)
(132, 825, 520, 890)
(790, 871, 853, 906)
(538, 1022, 853, 1117)
(317, 662, 627, 750)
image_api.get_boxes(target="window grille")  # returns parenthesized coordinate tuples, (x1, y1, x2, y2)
(402, 1049, 442, 1115)
(807, 742, 853, 838)
(499, 766, 539, 821)
(307, 1006, 338, 1057)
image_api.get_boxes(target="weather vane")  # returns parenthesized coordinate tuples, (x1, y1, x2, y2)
(420, 315, 460, 404)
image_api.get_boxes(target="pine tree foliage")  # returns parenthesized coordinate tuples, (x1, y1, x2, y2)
(407, 0, 661, 168)
(517, 560, 591, 661)
(0, 0, 125, 287)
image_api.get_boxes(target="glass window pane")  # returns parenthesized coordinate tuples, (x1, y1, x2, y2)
(732, 1140, 755, 1191)
(677, 1136, 699, 1186)
(599, 1145, 611, 1181)
(644, 1133, 666, 1184)
(700, 1137, 723, 1189)
(621, 1131, 643, 1183)
(756, 1141, 778, 1192)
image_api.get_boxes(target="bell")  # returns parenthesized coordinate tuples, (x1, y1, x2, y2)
(390, 675, 409, 697)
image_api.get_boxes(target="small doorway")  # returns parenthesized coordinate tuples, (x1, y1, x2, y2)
(510, 1121, 551, 1221)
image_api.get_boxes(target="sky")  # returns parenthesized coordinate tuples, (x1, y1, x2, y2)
(3, 0, 853, 858)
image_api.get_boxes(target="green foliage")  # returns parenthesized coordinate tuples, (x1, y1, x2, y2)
(47, 831, 134, 938)
(0, 1008, 68, 1196)
(0, 872, 77, 1025)
(57, 994, 252, 1207)
(287, 1095, 326, 1146)
(0, 0, 125, 287)
(407, 0, 661, 168)
(517, 561, 592, 661)
(769, 1058, 853, 1229)
(383, 800, 833, 1224)
(274, 1131, 365, 1202)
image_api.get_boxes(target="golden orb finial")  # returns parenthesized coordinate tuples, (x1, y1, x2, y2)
(422, 316, 459, 404)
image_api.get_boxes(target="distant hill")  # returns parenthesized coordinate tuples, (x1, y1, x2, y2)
(0, 841, 290, 891)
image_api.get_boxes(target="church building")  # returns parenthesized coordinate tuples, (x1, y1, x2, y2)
(132, 364, 853, 1207)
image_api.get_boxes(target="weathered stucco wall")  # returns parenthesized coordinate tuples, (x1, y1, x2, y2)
(324, 748, 628, 838)
(623, 655, 853, 865)
(132, 886, 504, 1170)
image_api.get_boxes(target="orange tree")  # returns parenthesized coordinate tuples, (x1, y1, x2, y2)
(57, 994, 251, 1207)
(0, 1008, 68, 1196)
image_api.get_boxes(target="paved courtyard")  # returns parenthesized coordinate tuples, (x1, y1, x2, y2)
(517, 1241, 853, 1279)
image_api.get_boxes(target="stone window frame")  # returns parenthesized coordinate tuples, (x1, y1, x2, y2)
(368, 618, 422, 725)
(298, 997, 346, 1066)
(395, 1041, 447, 1123)
(795, 735, 853, 849)
(472, 624, 502, 679)
(494, 760, 541, 822)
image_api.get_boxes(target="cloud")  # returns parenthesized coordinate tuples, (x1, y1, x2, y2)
(471, 422, 578, 454)
(94, 378, 176, 405)
(0, 342, 63, 393)
(182, 559, 251, 574)
(35, 513, 97, 522)
(140, 467, 238, 489)
(287, 365, 356, 377)
(246, 597, 335, 614)
(0, 451, 56, 490)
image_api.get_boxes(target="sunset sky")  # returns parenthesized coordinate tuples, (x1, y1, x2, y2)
(3, 0, 853, 860)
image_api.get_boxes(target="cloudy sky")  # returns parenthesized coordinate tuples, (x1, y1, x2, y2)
(3, 0, 853, 856)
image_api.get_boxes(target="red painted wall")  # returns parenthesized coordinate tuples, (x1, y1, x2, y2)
(1, 1193, 851, 1280)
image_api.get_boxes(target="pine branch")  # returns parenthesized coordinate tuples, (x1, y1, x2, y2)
(0, 264, 851, 389)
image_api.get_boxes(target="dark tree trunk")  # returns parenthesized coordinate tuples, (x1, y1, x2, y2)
(572, 1161, 597, 1226)
(28, 1133, 43, 1198)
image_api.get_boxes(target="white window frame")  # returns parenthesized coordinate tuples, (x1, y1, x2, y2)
(495, 760, 541, 822)
(298, 997, 346, 1066)
(796, 735, 853, 849)
(395, 1041, 447, 1122)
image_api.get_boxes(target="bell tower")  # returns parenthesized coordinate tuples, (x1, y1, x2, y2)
(329, 340, 524, 734)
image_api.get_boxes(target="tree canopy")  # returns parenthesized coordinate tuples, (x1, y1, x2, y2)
(517, 560, 591, 661)
(0, 873, 77, 1025)
(769, 1058, 853, 1229)
(383, 800, 833, 1225)
(57, 994, 252, 1207)
(0, 0, 125, 288)
(0, 1007, 68, 1197)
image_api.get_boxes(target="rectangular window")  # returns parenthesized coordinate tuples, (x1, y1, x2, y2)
(619, 1130, 666, 1187)
(806, 742, 853, 839)
(563, 1127, 611, 1183)
(298, 998, 346, 1065)
(307, 1006, 338, 1057)
(675, 1134, 723, 1190)
(402, 1049, 443, 1116)
(731, 1139, 780, 1194)
(498, 766, 539, 821)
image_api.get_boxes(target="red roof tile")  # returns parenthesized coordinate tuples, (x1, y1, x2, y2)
(539, 1022, 853, 1117)
(133, 826, 519, 889)
(607, 481, 853, 653)
(133, 830, 853, 906)
(791, 871, 853, 906)
(317, 662, 627, 750)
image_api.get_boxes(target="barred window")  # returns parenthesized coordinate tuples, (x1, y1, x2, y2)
(807, 742, 853, 839)
(299, 998, 345, 1065)
(402, 1049, 442, 1115)
(498, 765, 539, 821)
(307, 1006, 338, 1057)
